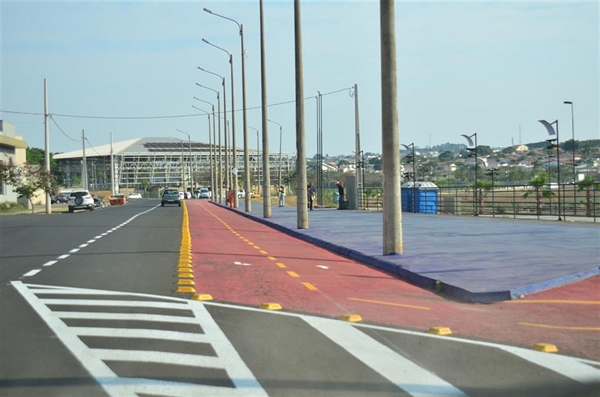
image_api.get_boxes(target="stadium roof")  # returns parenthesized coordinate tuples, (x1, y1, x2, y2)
(54, 137, 210, 159)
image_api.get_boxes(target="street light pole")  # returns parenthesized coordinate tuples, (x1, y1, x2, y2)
(461, 133, 478, 216)
(539, 119, 562, 221)
(193, 98, 215, 199)
(564, 101, 575, 183)
(204, 7, 250, 212)
(203, 39, 239, 208)
(267, 119, 283, 188)
(176, 129, 193, 196)
(248, 126, 260, 196)
(196, 83, 223, 203)
(198, 68, 227, 203)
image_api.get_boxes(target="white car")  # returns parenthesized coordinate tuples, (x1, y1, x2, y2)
(68, 190, 95, 213)
(238, 190, 245, 198)
(178, 192, 185, 200)
(127, 193, 142, 199)
(199, 187, 211, 199)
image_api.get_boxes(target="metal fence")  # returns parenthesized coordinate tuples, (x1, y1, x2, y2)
(358, 183, 600, 222)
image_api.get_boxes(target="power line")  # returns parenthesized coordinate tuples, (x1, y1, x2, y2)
(49, 115, 80, 142)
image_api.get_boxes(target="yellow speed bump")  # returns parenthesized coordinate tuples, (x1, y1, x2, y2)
(533, 343, 558, 353)
(339, 314, 362, 323)
(192, 294, 213, 301)
(176, 286, 196, 293)
(177, 279, 195, 286)
(178, 264, 192, 270)
(428, 327, 452, 336)
(260, 302, 282, 311)
(177, 272, 194, 278)
(179, 258, 192, 264)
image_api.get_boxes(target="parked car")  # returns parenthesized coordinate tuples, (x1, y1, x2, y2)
(53, 192, 71, 204)
(250, 191, 260, 198)
(199, 187, 211, 199)
(178, 192, 185, 200)
(238, 189, 245, 198)
(68, 190, 95, 213)
(162, 188, 181, 207)
(127, 193, 142, 199)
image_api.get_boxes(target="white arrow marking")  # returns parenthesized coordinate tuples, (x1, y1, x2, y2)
(316, 265, 330, 269)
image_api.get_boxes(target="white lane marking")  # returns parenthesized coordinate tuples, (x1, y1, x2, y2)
(316, 265, 330, 269)
(42, 261, 58, 267)
(234, 262, 251, 266)
(93, 349, 222, 368)
(40, 299, 189, 309)
(13, 282, 268, 397)
(23, 269, 42, 277)
(52, 312, 200, 324)
(187, 300, 268, 396)
(304, 316, 468, 397)
(206, 300, 600, 383)
(79, 243, 89, 248)
(11, 282, 136, 397)
(69, 248, 80, 253)
(58, 254, 70, 259)
(87, 239, 96, 244)
(71, 327, 209, 343)
(95, 235, 103, 239)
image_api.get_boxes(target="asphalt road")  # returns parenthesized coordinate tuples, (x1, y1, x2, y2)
(1, 200, 598, 397)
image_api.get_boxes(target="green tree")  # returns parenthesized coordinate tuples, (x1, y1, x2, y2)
(0, 162, 58, 213)
(577, 176, 597, 217)
(523, 174, 553, 215)
(438, 150, 455, 162)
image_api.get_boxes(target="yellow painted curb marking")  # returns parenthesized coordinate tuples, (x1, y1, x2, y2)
(519, 322, 600, 331)
(260, 302, 282, 311)
(533, 343, 558, 353)
(428, 327, 452, 335)
(177, 279, 195, 286)
(302, 282, 318, 291)
(178, 273, 194, 278)
(348, 297, 430, 311)
(340, 314, 362, 323)
(178, 264, 192, 269)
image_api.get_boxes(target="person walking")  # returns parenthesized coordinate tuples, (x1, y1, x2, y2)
(307, 183, 315, 210)
(227, 187, 235, 208)
(336, 181, 345, 209)
(278, 185, 285, 207)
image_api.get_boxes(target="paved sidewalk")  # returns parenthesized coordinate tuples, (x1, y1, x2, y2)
(217, 202, 599, 303)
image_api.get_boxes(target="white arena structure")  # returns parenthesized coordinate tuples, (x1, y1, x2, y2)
(54, 137, 294, 198)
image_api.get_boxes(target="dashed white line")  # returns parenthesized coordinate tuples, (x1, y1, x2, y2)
(42, 261, 58, 267)
(23, 269, 42, 277)
(79, 244, 89, 248)
(69, 248, 80, 253)
(58, 254, 70, 259)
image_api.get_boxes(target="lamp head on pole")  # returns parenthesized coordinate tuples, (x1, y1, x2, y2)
(203, 8, 213, 14)
(460, 134, 475, 148)
(538, 119, 557, 136)
(202, 38, 210, 45)
(563, 101, 573, 105)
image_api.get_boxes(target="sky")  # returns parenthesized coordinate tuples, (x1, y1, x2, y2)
(1, 1, 598, 158)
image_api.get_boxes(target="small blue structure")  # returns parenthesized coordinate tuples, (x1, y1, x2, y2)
(401, 182, 438, 214)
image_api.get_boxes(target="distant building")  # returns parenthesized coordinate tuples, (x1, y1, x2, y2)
(54, 137, 294, 194)
(515, 144, 529, 153)
(0, 120, 28, 204)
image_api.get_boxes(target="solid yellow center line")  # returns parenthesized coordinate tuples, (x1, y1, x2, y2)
(519, 322, 600, 331)
(348, 297, 431, 311)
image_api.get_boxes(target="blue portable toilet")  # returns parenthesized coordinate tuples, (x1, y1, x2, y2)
(402, 182, 438, 214)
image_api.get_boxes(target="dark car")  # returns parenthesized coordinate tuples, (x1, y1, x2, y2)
(161, 188, 181, 207)
(52, 192, 70, 204)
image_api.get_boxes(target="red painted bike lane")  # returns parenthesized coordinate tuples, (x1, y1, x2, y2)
(187, 201, 600, 361)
